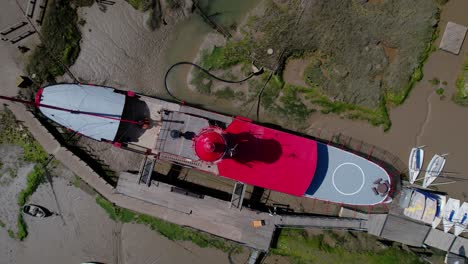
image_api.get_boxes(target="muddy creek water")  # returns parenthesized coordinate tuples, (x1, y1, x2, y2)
(163, 0, 261, 114)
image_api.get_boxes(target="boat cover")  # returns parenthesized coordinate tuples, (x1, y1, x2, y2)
(37, 84, 125, 141)
(404, 190, 437, 224)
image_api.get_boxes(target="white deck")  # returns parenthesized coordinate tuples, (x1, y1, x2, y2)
(305, 143, 391, 205)
(130, 96, 180, 151)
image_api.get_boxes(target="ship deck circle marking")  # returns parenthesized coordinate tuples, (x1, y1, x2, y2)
(332, 162, 365, 196)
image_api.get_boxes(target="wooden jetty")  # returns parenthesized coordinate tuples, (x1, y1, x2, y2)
(117, 171, 276, 250)
(116, 171, 376, 250)
(364, 209, 468, 257)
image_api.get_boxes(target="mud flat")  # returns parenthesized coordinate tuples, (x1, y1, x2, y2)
(307, 0, 468, 200)
(0, 169, 247, 264)
(0, 145, 35, 234)
(70, 1, 184, 96)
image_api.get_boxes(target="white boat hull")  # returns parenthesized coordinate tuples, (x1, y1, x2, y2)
(409, 147, 424, 184)
(443, 198, 460, 233)
(423, 154, 446, 188)
(432, 195, 446, 229)
(454, 202, 468, 236)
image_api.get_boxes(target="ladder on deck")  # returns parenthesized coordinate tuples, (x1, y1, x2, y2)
(229, 182, 246, 210)
(138, 155, 156, 186)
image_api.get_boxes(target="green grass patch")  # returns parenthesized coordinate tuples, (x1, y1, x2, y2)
(0, 110, 48, 240)
(96, 195, 242, 253)
(387, 66, 424, 105)
(200, 39, 252, 70)
(428, 77, 440, 85)
(453, 56, 468, 106)
(72, 175, 82, 188)
(295, 83, 391, 131)
(0, 219, 5, 228)
(17, 166, 46, 207)
(0, 111, 48, 163)
(277, 85, 312, 122)
(272, 229, 423, 264)
(95, 195, 136, 222)
(386, 24, 439, 106)
(27, 0, 82, 83)
(260, 74, 284, 109)
(191, 1, 439, 131)
(16, 213, 28, 241)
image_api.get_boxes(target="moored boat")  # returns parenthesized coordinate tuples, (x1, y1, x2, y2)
(443, 198, 460, 233)
(432, 194, 446, 229)
(22, 204, 47, 218)
(7, 84, 393, 206)
(454, 202, 468, 236)
(399, 187, 445, 226)
(422, 154, 446, 188)
(408, 147, 424, 184)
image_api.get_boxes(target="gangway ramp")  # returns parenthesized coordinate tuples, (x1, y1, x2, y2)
(138, 155, 156, 186)
(230, 182, 246, 210)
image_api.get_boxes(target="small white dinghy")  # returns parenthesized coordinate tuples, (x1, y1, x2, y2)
(422, 154, 446, 188)
(432, 194, 446, 229)
(408, 147, 424, 184)
(443, 198, 460, 233)
(454, 202, 468, 236)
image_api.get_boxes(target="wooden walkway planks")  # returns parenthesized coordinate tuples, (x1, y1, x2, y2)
(116, 172, 276, 250)
(449, 237, 468, 256)
(379, 215, 430, 247)
(367, 214, 387, 236)
(425, 229, 456, 251)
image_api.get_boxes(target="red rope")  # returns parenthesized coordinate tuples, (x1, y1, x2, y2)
(0, 95, 141, 125)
